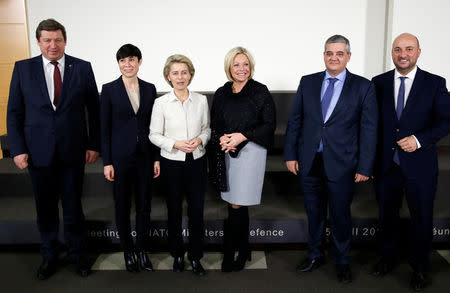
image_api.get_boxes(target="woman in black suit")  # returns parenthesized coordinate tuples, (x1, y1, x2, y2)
(100, 44, 160, 272)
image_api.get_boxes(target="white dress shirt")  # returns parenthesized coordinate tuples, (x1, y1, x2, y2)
(149, 90, 211, 161)
(394, 66, 421, 148)
(42, 55, 65, 110)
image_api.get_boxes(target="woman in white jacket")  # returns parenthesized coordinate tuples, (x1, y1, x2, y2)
(149, 54, 210, 276)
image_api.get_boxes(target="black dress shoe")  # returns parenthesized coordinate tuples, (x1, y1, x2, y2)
(137, 251, 153, 271)
(336, 264, 352, 284)
(372, 259, 395, 277)
(233, 250, 252, 272)
(173, 256, 185, 272)
(75, 256, 91, 277)
(410, 272, 428, 291)
(221, 253, 234, 272)
(296, 257, 325, 273)
(190, 260, 206, 276)
(37, 260, 57, 280)
(124, 251, 139, 272)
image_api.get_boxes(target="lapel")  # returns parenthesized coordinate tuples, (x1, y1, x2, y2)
(57, 54, 74, 110)
(117, 77, 138, 116)
(137, 78, 147, 116)
(401, 67, 423, 121)
(313, 71, 325, 122)
(33, 56, 53, 109)
(383, 70, 397, 120)
(325, 69, 350, 124)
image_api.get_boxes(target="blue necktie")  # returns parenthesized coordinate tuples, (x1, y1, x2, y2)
(321, 78, 338, 121)
(318, 77, 338, 152)
(396, 76, 406, 119)
(393, 76, 406, 164)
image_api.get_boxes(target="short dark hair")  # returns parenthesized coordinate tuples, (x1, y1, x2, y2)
(36, 18, 66, 41)
(324, 34, 351, 53)
(116, 44, 142, 62)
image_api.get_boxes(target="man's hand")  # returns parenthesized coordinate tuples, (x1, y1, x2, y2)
(153, 161, 160, 178)
(86, 150, 99, 163)
(13, 153, 29, 170)
(355, 173, 369, 183)
(397, 136, 418, 153)
(104, 165, 114, 181)
(286, 160, 299, 175)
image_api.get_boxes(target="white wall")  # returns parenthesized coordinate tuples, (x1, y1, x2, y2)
(26, 0, 449, 91)
(26, 0, 386, 91)
(387, 0, 450, 82)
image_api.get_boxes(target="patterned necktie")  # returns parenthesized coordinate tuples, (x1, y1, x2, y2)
(51, 61, 62, 106)
(396, 76, 406, 119)
(321, 78, 338, 121)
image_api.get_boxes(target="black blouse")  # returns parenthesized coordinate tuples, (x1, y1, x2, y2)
(209, 79, 276, 191)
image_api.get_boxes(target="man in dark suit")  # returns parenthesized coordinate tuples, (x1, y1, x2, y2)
(7, 19, 100, 280)
(284, 35, 378, 283)
(371, 33, 450, 291)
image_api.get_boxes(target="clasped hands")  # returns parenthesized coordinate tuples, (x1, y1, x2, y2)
(220, 133, 247, 153)
(174, 137, 202, 153)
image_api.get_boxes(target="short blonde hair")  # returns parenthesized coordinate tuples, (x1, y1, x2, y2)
(163, 54, 195, 87)
(224, 46, 255, 82)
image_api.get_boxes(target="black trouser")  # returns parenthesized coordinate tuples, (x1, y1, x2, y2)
(161, 154, 207, 260)
(113, 148, 153, 252)
(375, 162, 437, 272)
(300, 153, 354, 265)
(28, 155, 86, 261)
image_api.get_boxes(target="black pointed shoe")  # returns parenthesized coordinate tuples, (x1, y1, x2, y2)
(336, 264, 352, 284)
(124, 251, 139, 272)
(410, 272, 428, 291)
(75, 256, 91, 277)
(137, 251, 153, 271)
(296, 257, 325, 273)
(233, 250, 252, 272)
(37, 260, 57, 280)
(372, 259, 395, 277)
(173, 256, 185, 272)
(190, 259, 206, 276)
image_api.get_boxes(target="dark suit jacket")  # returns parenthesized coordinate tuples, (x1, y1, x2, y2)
(7, 54, 100, 166)
(284, 70, 378, 181)
(100, 77, 158, 167)
(372, 67, 450, 178)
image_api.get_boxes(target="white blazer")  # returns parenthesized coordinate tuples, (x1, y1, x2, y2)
(149, 90, 211, 161)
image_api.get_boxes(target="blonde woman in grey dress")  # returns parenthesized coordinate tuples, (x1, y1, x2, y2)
(210, 47, 276, 272)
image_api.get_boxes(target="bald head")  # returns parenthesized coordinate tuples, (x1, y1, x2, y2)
(392, 33, 421, 75)
(393, 33, 420, 49)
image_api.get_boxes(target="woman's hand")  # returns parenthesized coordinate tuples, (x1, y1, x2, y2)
(174, 140, 196, 153)
(189, 137, 202, 150)
(104, 165, 115, 182)
(220, 133, 247, 152)
(153, 161, 160, 178)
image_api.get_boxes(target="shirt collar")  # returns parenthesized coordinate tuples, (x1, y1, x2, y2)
(169, 89, 192, 102)
(42, 54, 65, 68)
(394, 66, 417, 81)
(325, 69, 347, 83)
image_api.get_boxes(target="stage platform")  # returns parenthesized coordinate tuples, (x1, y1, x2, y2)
(0, 151, 449, 247)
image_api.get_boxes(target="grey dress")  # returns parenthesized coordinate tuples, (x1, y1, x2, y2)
(221, 141, 267, 206)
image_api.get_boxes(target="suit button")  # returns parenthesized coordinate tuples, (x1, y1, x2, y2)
(396, 129, 399, 132)
(392, 147, 395, 150)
